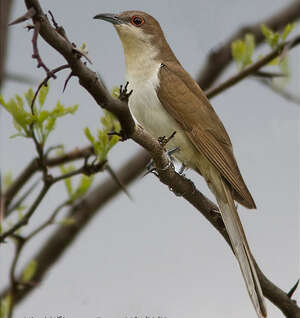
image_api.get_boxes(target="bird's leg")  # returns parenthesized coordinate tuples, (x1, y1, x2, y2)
(145, 147, 179, 174)
(178, 162, 186, 176)
(145, 131, 179, 175)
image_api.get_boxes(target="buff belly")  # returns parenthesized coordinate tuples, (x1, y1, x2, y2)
(127, 77, 209, 173)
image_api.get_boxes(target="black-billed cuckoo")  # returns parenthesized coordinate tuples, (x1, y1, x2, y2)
(94, 11, 267, 318)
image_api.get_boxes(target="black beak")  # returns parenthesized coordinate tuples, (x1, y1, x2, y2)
(93, 13, 123, 25)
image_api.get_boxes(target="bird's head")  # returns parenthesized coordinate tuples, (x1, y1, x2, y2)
(93, 11, 172, 63)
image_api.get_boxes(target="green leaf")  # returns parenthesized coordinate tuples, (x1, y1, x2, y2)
(38, 85, 49, 107)
(268, 56, 280, 66)
(22, 260, 38, 283)
(72, 175, 94, 200)
(112, 86, 120, 99)
(261, 24, 279, 48)
(15, 94, 24, 109)
(59, 164, 75, 198)
(0, 294, 12, 318)
(24, 88, 35, 108)
(84, 127, 95, 145)
(231, 34, 255, 70)
(281, 22, 296, 41)
(60, 217, 76, 226)
(2, 172, 13, 191)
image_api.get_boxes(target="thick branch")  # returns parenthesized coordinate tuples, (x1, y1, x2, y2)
(0, 0, 13, 88)
(197, 0, 300, 89)
(4, 1, 300, 316)
(0, 150, 150, 304)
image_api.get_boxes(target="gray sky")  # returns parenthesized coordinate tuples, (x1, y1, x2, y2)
(1, 1, 299, 318)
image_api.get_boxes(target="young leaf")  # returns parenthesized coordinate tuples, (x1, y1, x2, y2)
(261, 24, 279, 48)
(112, 86, 120, 99)
(3, 172, 13, 191)
(84, 127, 95, 145)
(38, 85, 49, 107)
(22, 260, 38, 283)
(60, 217, 76, 226)
(24, 88, 35, 108)
(281, 22, 296, 41)
(0, 294, 12, 318)
(72, 175, 94, 201)
(231, 34, 255, 70)
(59, 164, 75, 198)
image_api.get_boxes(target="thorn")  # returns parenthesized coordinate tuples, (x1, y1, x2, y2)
(287, 279, 300, 298)
(25, 24, 35, 31)
(63, 71, 74, 92)
(48, 10, 58, 28)
(72, 47, 93, 64)
(105, 164, 133, 200)
(253, 71, 286, 79)
(107, 130, 127, 141)
(8, 7, 36, 26)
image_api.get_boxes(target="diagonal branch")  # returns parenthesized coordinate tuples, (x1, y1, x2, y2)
(197, 0, 300, 89)
(0, 150, 150, 304)
(4, 145, 93, 211)
(3, 1, 300, 316)
(206, 34, 300, 99)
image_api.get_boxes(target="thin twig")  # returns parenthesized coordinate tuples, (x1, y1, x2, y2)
(197, 0, 300, 89)
(6, 179, 40, 215)
(31, 21, 54, 78)
(257, 78, 300, 106)
(206, 34, 300, 99)
(7, 236, 25, 318)
(4, 146, 94, 211)
(26, 200, 69, 240)
(0, 184, 50, 242)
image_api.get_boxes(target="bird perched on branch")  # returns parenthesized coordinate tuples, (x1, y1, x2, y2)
(94, 10, 267, 318)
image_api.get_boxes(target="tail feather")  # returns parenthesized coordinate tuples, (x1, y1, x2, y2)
(216, 177, 267, 318)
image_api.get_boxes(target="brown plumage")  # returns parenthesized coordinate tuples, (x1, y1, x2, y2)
(94, 10, 266, 317)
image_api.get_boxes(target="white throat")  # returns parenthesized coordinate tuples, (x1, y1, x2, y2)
(115, 23, 199, 169)
(115, 24, 160, 81)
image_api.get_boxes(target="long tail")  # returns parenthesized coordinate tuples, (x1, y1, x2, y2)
(215, 176, 267, 318)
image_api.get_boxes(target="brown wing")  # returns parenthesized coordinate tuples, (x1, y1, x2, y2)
(157, 63, 256, 209)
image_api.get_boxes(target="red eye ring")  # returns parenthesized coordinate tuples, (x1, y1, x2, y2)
(130, 15, 145, 27)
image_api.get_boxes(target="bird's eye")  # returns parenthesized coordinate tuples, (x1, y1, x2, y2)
(131, 15, 145, 27)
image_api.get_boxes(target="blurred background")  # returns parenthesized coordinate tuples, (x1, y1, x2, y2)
(0, 0, 299, 317)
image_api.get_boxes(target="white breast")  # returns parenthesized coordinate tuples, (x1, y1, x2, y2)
(126, 63, 199, 169)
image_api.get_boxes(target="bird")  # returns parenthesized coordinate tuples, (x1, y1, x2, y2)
(94, 11, 267, 317)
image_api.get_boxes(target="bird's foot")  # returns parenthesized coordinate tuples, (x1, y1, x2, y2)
(158, 131, 176, 147)
(145, 147, 179, 176)
(119, 81, 133, 102)
(178, 163, 187, 176)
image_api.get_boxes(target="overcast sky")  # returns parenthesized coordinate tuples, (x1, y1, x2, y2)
(1, 1, 299, 318)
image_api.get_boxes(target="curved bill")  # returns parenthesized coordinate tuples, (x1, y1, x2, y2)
(93, 13, 123, 25)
